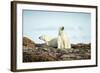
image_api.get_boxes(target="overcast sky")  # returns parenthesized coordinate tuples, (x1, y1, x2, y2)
(23, 10, 91, 44)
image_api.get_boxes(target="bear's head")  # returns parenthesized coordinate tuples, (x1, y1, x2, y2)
(60, 26, 64, 31)
(39, 35, 51, 42)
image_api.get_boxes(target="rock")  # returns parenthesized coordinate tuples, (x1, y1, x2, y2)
(23, 37, 36, 49)
(71, 43, 91, 49)
(75, 55, 82, 59)
(60, 54, 76, 60)
(73, 49, 80, 53)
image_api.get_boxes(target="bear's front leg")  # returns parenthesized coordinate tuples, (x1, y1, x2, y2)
(58, 36, 63, 49)
(45, 41, 49, 46)
(57, 36, 60, 48)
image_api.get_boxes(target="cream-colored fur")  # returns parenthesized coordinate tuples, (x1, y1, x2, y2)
(58, 26, 71, 49)
(39, 26, 71, 49)
(39, 35, 57, 48)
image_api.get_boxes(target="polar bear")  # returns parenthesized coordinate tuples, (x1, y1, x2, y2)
(58, 26, 71, 49)
(39, 35, 57, 48)
(39, 26, 71, 49)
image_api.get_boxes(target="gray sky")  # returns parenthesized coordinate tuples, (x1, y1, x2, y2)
(23, 10, 91, 44)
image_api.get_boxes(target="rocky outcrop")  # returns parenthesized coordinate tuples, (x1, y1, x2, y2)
(23, 37, 36, 49)
(23, 37, 91, 62)
(23, 44, 91, 62)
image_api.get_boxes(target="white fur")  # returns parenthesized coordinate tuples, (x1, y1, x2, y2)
(58, 27, 71, 49)
(39, 26, 71, 49)
(39, 35, 57, 48)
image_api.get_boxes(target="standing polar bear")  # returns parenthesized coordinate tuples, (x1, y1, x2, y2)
(39, 26, 71, 49)
(58, 26, 71, 49)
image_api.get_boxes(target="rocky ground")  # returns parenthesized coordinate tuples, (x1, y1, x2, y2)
(23, 37, 91, 62)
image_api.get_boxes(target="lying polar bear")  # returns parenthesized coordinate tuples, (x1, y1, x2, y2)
(39, 26, 71, 49)
(39, 35, 57, 48)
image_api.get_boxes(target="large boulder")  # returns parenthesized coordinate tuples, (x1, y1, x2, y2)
(23, 37, 36, 49)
